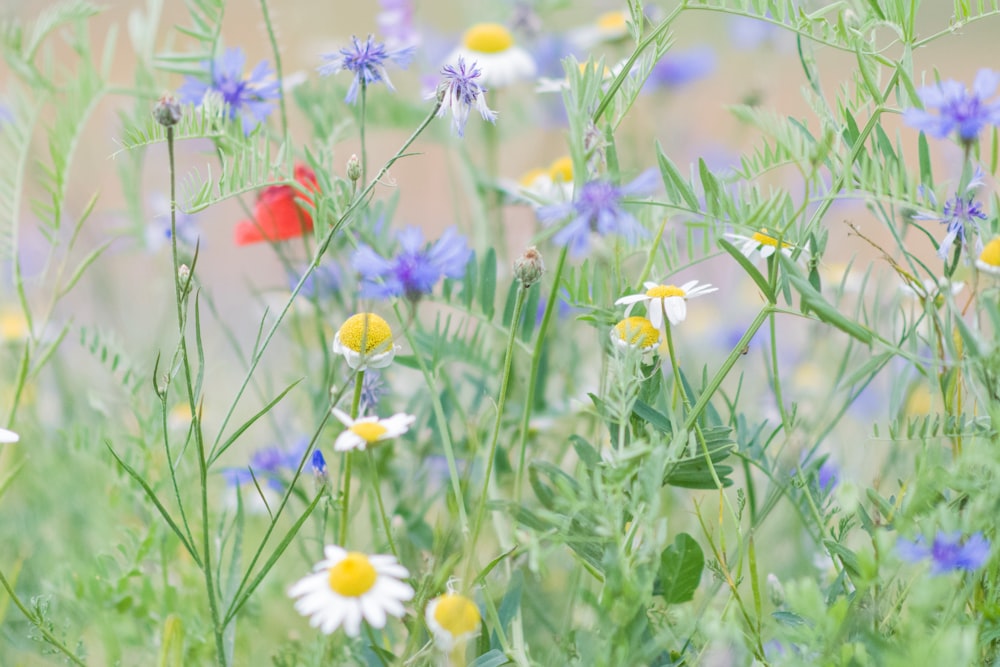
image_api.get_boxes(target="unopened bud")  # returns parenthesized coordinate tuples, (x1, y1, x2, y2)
(346, 154, 361, 182)
(311, 448, 329, 491)
(153, 94, 182, 127)
(766, 573, 785, 607)
(178, 264, 190, 281)
(514, 246, 545, 287)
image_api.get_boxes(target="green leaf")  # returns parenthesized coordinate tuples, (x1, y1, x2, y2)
(631, 399, 672, 434)
(479, 247, 497, 319)
(780, 256, 873, 344)
(520, 283, 540, 342)
(656, 141, 700, 211)
(655, 533, 704, 603)
(824, 540, 861, 578)
(718, 237, 774, 303)
(918, 131, 933, 187)
(470, 649, 511, 667)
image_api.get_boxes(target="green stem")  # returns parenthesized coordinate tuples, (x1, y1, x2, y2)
(367, 449, 398, 558)
(339, 371, 365, 546)
(466, 282, 528, 582)
(0, 567, 86, 666)
(514, 246, 567, 503)
(257, 0, 287, 142)
(359, 80, 368, 186)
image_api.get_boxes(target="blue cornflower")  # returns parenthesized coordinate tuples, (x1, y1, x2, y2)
(537, 169, 659, 256)
(904, 69, 1000, 144)
(220, 438, 309, 490)
(353, 226, 471, 299)
(178, 48, 280, 136)
(897, 531, 990, 574)
(377, 0, 419, 50)
(318, 34, 415, 104)
(432, 57, 497, 137)
(644, 46, 716, 91)
(914, 174, 988, 260)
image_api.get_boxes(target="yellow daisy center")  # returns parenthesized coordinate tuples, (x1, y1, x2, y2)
(463, 23, 514, 54)
(433, 593, 481, 638)
(645, 285, 686, 299)
(979, 237, 1000, 267)
(0, 310, 28, 341)
(350, 421, 388, 443)
(596, 11, 628, 32)
(613, 316, 660, 349)
(338, 313, 393, 354)
(519, 167, 547, 187)
(751, 228, 791, 248)
(548, 156, 573, 183)
(328, 552, 377, 597)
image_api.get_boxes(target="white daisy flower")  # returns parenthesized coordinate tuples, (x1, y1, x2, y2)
(332, 313, 400, 370)
(447, 23, 536, 88)
(0, 427, 19, 443)
(568, 10, 631, 50)
(725, 228, 801, 261)
(609, 316, 660, 352)
(977, 237, 1000, 276)
(517, 156, 574, 202)
(535, 61, 616, 94)
(425, 592, 482, 652)
(288, 545, 414, 637)
(615, 280, 718, 329)
(332, 408, 415, 452)
(899, 277, 965, 300)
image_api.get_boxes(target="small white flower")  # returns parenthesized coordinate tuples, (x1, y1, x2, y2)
(288, 545, 414, 636)
(332, 313, 399, 370)
(0, 427, 19, 443)
(615, 280, 718, 329)
(332, 408, 415, 452)
(977, 237, 1000, 276)
(725, 228, 801, 261)
(425, 592, 482, 652)
(568, 10, 631, 50)
(447, 23, 536, 88)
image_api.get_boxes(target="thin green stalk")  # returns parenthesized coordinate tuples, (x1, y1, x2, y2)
(359, 80, 368, 186)
(367, 449, 398, 558)
(0, 567, 86, 666)
(465, 282, 528, 582)
(257, 0, 287, 142)
(209, 101, 442, 463)
(339, 371, 365, 546)
(514, 247, 567, 503)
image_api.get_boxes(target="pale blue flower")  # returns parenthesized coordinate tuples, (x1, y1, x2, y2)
(178, 48, 280, 135)
(644, 46, 716, 91)
(897, 531, 990, 574)
(353, 226, 471, 299)
(318, 34, 415, 104)
(904, 69, 1000, 144)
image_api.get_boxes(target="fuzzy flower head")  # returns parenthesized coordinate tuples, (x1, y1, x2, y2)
(610, 316, 660, 352)
(288, 545, 414, 636)
(332, 313, 400, 370)
(615, 279, 718, 329)
(725, 228, 798, 261)
(537, 169, 659, 257)
(426, 593, 482, 652)
(976, 237, 1000, 275)
(178, 48, 280, 135)
(318, 35, 415, 104)
(331, 408, 415, 452)
(353, 227, 471, 300)
(433, 57, 497, 137)
(0, 427, 18, 443)
(897, 531, 990, 574)
(447, 23, 536, 88)
(904, 69, 1000, 144)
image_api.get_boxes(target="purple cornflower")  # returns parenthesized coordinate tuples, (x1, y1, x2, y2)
(432, 57, 497, 137)
(914, 174, 988, 260)
(904, 69, 1000, 144)
(352, 226, 472, 300)
(318, 34, 415, 104)
(536, 169, 659, 256)
(897, 531, 990, 574)
(220, 438, 309, 491)
(377, 0, 419, 50)
(644, 46, 716, 91)
(178, 48, 280, 136)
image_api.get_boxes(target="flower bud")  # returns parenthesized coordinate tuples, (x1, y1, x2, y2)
(178, 264, 190, 281)
(153, 94, 182, 127)
(346, 154, 361, 182)
(514, 246, 545, 287)
(766, 573, 785, 607)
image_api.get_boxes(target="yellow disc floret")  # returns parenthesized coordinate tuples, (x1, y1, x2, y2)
(548, 156, 573, 183)
(519, 167, 547, 187)
(646, 284, 686, 299)
(614, 316, 660, 349)
(350, 422, 389, 443)
(463, 23, 514, 53)
(328, 552, 377, 597)
(432, 593, 481, 638)
(338, 313, 393, 354)
(751, 228, 791, 248)
(979, 237, 1000, 268)
(596, 11, 628, 33)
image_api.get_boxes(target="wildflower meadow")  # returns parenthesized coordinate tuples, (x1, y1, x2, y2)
(4, 0, 1000, 665)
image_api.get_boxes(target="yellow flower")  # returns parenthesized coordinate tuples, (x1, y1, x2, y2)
(331, 409, 415, 452)
(332, 313, 399, 370)
(425, 593, 481, 652)
(976, 237, 1000, 275)
(610, 316, 660, 351)
(447, 23, 536, 88)
(725, 228, 800, 261)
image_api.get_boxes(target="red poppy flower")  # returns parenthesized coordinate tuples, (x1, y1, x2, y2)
(234, 164, 320, 245)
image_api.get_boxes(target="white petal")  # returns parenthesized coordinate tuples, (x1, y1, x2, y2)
(759, 244, 776, 258)
(664, 297, 687, 325)
(614, 294, 647, 306)
(0, 428, 19, 443)
(334, 431, 365, 452)
(360, 594, 387, 629)
(647, 302, 663, 330)
(342, 604, 364, 637)
(331, 408, 354, 427)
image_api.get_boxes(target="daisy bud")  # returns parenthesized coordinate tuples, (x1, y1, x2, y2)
(153, 94, 182, 127)
(346, 154, 361, 182)
(514, 246, 545, 287)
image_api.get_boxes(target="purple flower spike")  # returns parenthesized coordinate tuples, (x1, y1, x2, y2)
(178, 48, 280, 136)
(904, 69, 1000, 144)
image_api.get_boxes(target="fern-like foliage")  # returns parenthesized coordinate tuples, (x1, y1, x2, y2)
(154, 0, 224, 76)
(181, 138, 289, 213)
